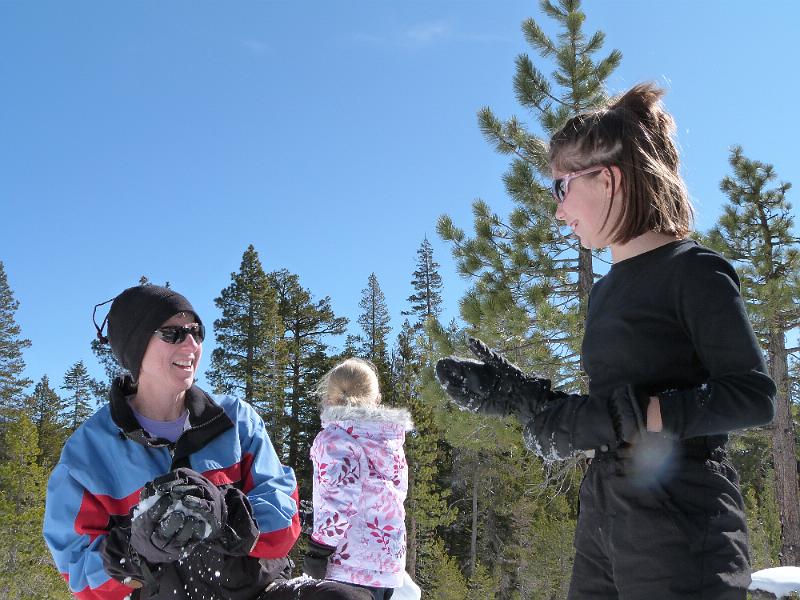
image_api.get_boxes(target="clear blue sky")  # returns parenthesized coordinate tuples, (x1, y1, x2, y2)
(2, 1, 798, 394)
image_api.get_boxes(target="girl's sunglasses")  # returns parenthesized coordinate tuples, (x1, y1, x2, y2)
(551, 166, 607, 203)
(153, 323, 205, 344)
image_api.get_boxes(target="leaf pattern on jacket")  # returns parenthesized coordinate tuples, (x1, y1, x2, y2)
(310, 412, 409, 588)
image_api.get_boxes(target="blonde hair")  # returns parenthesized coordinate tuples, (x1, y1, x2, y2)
(549, 82, 693, 243)
(316, 358, 381, 408)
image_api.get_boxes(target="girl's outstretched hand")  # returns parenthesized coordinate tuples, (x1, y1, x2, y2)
(435, 337, 551, 422)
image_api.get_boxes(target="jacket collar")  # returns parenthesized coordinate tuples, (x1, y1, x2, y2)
(109, 376, 233, 459)
(321, 404, 414, 432)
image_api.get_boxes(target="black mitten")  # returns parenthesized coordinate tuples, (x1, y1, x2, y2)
(211, 487, 260, 556)
(100, 521, 149, 587)
(435, 337, 551, 422)
(522, 386, 650, 461)
(130, 468, 226, 563)
(609, 384, 650, 444)
(303, 537, 336, 579)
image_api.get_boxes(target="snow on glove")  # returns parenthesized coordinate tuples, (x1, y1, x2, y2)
(303, 537, 337, 579)
(130, 468, 226, 563)
(435, 337, 551, 423)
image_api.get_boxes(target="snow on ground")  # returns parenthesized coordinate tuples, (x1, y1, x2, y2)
(749, 567, 800, 599)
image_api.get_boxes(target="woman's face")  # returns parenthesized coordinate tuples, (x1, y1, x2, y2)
(552, 165, 621, 250)
(138, 311, 202, 395)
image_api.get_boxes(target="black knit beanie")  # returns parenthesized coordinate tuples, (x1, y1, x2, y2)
(106, 285, 202, 381)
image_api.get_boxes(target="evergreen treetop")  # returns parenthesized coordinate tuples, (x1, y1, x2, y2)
(438, 0, 621, 388)
(404, 237, 444, 330)
(0, 261, 32, 413)
(207, 245, 286, 417)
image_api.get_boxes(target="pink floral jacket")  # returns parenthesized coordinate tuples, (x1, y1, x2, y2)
(310, 405, 413, 588)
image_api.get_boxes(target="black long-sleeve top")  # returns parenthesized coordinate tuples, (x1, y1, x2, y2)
(528, 239, 776, 459)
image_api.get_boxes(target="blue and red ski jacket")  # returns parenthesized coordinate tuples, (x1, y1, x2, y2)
(43, 377, 301, 600)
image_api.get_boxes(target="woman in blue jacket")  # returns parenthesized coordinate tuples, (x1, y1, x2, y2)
(43, 284, 369, 600)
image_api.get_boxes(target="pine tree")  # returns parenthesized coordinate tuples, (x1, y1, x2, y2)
(392, 320, 455, 580)
(207, 245, 286, 423)
(705, 145, 800, 565)
(0, 262, 32, 415)
(268, 268, 347, 494)
(437, 0, 621, 387)
(23, 375, 68, 469)
(423, 538, 469, 600)
(0, 413, 67, 599)
(90, 337, 124, 383)
(357, 273, 391, 360)
(432, 4, 621, 589)
(61, 361, 95, 430)
(357, 273, 392, 391)
(404, 237, 444, 334)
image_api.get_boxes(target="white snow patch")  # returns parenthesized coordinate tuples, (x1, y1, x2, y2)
(749, 567, 800, 599)
(132, 492, 162, 519)
(393, 572, 422, 600)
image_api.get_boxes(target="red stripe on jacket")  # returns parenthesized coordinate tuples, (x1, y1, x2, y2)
(204, 453, 301, 558)
(250, 487, 301, 559)
(63, 572, 135, 600)
(74, 488, 141, 541)
(74, 454, 300, 567)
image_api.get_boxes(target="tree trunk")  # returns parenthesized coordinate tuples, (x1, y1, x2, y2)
(768, 327, 800, 566)
(577, 246, 593, 373)
(407, 513, 418, 579)
(470, 470, 478, 578)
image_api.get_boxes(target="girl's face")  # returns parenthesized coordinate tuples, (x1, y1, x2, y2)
(552, 165, 621, 250)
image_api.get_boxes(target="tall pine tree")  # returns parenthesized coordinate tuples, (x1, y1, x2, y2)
(23, 375, 68, 469)
(0, 262, 32, 416)
(403, 237, 444, 335)
(207, 245, 286, 423)
(61, 361, 96, 430)
(268, 268, 347, 495)
(438, 0, 621, 387)
(0, 413, 67, 599)
(706, 145, 800, 565)
(357, 273, 392, 393)
(395, 325, 455, 585)
(430, 3, 620, 593)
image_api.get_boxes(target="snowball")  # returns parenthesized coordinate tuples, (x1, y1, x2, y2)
(749, 566, 800, 599)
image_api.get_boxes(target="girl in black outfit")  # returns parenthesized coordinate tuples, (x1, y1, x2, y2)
(436, 83, 776, 599)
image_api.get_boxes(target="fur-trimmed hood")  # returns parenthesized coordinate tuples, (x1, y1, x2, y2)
(320, 404, 414, 432)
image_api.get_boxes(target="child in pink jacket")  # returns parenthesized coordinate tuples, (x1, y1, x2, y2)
(303, 358, 413, 600)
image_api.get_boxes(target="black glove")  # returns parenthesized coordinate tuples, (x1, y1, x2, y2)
(303, 537, 336, 579)
(130, 468, 226, 563)
(435, 337, 552, 422)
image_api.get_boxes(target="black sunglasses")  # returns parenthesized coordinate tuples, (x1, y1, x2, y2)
(153, 323, 205, 345)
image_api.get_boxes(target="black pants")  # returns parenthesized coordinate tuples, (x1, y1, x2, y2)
(568, 449, 750, 599)
(260, 578, 373, 600)
(350, 584, 394, 600)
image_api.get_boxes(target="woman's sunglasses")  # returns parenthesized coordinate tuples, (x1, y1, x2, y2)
(153, 323, 205, 345)
(551, 166, 607, 203)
